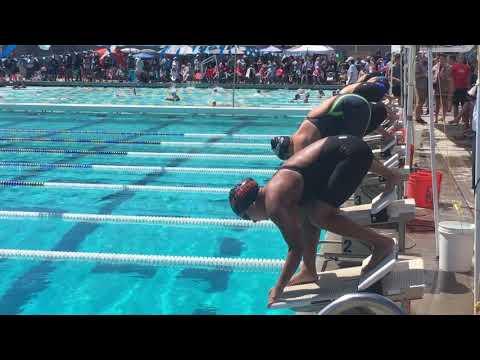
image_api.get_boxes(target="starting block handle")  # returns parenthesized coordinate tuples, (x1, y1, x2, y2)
(371, 189, 398, 216)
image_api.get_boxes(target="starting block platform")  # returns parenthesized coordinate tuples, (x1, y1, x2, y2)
(270, 255, 425, 313)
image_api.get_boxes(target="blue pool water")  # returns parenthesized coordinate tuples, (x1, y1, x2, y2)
(0, 89, 327, 315)
(0, 86, 331, 108)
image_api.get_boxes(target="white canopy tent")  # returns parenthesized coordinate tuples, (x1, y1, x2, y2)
(286, 45, 335, 55)
(164, 45, 195, 55)
(260, 46, 283, 53)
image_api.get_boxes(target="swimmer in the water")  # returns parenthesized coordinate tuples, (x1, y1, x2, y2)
(229, 135, 397, 307)
(133, 88, 137, 96)
(303, 93, 310, 103)
(211, 101, 217, 107)
(290, 93, 301, 102)
(318, 89, 325, 97)
(166, 88, 180, 102)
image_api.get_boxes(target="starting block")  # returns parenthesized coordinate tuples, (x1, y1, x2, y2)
(270, 255, 425, 313)
(321, 192, 415, 263)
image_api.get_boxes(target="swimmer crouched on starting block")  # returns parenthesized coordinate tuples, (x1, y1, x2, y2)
(270, 93, 401, 190)
(229, 135, 397, 307)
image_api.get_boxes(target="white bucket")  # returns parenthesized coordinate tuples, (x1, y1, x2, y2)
(438, 221, 475, 272)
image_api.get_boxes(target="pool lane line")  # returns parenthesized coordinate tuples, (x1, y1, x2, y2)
(0, 180, 231, 193)
(0, 210, 275, 228)
(0, 248, 284, 271)
(0, 128, 281, 139)
(0, 161, 276, 175)
(0, 147, 279, 160)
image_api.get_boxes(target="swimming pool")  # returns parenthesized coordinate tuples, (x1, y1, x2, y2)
(0, 86, 332, 108)
(0, 91, 327, 315)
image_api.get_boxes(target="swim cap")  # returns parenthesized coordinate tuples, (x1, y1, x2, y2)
(366, 102, 388, 134)
(376, 77, 390, 92)
(354, 82, 387, 102)
(229, 178, 259, 219)
(271, 136, 292, 160)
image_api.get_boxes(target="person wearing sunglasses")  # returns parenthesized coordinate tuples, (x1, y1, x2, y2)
(229, 135, 397, 307)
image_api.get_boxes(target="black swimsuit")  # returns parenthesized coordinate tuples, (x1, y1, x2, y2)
(278, 135, 373, 207)
(306, 94, 372, 138)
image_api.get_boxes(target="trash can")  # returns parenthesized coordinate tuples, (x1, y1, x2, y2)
(439, 221, 475, 272)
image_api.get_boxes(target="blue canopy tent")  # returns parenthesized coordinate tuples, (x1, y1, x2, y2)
(0, 45, 17, 58)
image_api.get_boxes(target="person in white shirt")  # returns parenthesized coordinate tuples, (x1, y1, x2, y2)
(346, 56, 358, 85)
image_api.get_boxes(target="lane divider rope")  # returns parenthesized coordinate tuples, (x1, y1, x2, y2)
(0, 137, 270, 149)
(0, 180, 231, 193)
(0, 248, 284, 271)
(0, 161, 277, 175)
(0, 128, 281, 139)
(0, 148, 279, 160)
(0, 210, 276, 228)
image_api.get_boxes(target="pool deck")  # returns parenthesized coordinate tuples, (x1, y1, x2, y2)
(316, 111, 475, 315)
(1, 80, 344, 91)
(408, 113, 474, 315)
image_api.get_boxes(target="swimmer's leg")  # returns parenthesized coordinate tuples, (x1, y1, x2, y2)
(306, 201, 394, 275)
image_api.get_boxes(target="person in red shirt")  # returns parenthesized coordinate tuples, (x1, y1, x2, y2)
(449, 54, 471, 123)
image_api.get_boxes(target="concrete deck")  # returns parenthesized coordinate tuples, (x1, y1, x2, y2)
(317, 109, 475, 315)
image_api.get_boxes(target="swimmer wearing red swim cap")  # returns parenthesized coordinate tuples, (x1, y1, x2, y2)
(230, 135, 398, 308)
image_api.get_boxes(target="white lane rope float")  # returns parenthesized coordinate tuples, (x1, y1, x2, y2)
(0, 210, 276, 228)
(0, 137, 271, 149)
(0, 148, 279, 160)
(0, 128, 281, 140)
(0, 162, 277, 176)
(0, 180, 231, 193)
(0, 248, 284, 271)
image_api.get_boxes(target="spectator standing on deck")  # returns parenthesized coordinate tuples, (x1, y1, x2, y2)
(415, 53, 428, 124)
(390, 54, 402, 101)
(346, 56, 358, 85)
(450, 54, 471, 124)
(432, 53, 453, 123)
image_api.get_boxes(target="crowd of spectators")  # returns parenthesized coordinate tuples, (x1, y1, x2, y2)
(0, 48, 398, 86)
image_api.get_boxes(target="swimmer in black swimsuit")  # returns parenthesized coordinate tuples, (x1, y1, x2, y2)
(229, 135, 397, 307)
(271, 93, 391, 161)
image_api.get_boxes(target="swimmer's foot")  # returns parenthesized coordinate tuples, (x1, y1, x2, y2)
(288, 271, 319, 286)
(361, 238, 395, 276)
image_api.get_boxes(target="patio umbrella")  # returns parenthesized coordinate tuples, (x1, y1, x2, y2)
(121, 48, 140, 54)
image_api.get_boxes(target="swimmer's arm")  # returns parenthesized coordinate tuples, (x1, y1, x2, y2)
(267, 182, 305, 294)
(369, 158, 401, 192)
(269, 204, 305, 292)
(339, 83, 358, 95)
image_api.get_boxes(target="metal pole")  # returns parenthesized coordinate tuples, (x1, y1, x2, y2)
(232, 45, 237, 108)
(406, 45, 417, 168)
(427, 47, 440, 258)
(474, 45, 480, 314)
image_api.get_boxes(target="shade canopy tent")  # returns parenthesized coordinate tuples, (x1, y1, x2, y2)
(134, 52, 155, 59)
(162, 45, 195, 55)
(259, 46, 283, 53)
(120, 48, 140, 54)
(286, 45, 335, 55)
